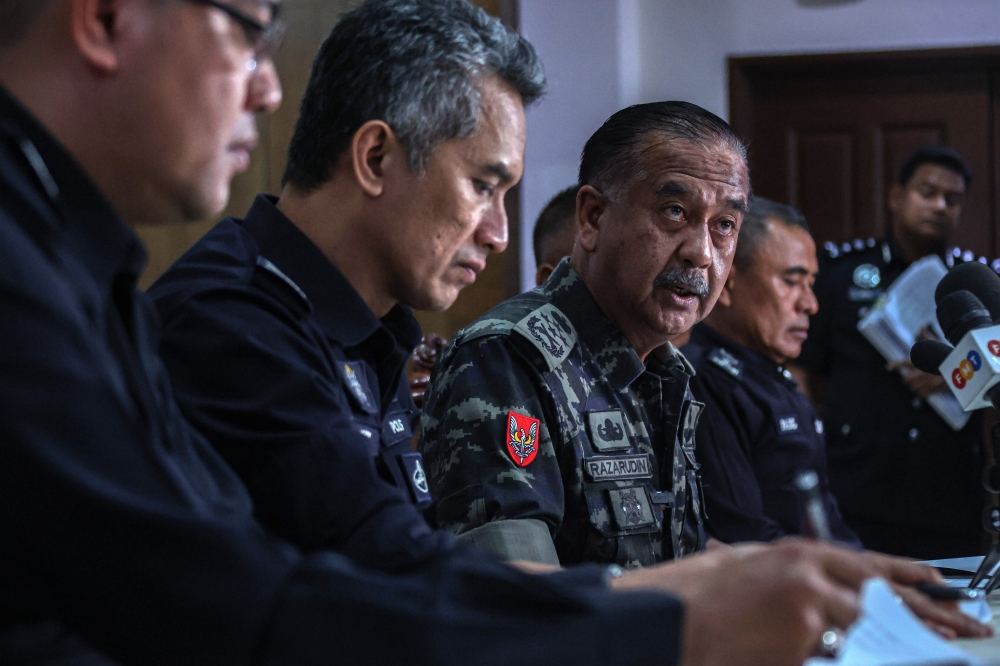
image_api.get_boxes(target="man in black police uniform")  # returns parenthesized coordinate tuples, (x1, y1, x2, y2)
(797, 146, 987, 559)
(0, 1, 985, 663)
(148, 0, 540, 564)
(684, 198, 859, 546)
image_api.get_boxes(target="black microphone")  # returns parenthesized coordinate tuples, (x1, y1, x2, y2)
(909, 339, 954, 376)
(936, 290, 992, 345)
(935, 261, 1000, 322)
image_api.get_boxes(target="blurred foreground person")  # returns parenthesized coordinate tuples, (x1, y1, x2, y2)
(797, 146, 989, 559)
(0, 1, 986, 664)
(684, 198, 859, 546)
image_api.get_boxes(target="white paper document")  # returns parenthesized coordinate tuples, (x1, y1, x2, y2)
(805, 578, 981, 666)
(857, 255, 970, 431)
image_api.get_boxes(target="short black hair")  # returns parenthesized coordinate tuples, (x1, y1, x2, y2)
(898, 145, 972, 188)
(733, 197, 809, 272)
(283, 0, 546, 191)
(0, 0, 52, 49)
(578, 101, 747, 203)
(532, 186, 578, 266)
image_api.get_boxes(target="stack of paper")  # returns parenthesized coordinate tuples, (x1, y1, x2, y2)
(805, 578, 981, 666)
(857, 255, 970, 431)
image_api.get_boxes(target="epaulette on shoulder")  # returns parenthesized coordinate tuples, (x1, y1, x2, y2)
(707, 347, 743, 380)
(452, 299, 577, 373)
(945, 247, 1000, 274)
(252, 256, 312, 318)
(822, 237, 876, 260)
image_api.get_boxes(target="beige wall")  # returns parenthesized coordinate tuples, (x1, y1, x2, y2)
(136, 0, 514, 341)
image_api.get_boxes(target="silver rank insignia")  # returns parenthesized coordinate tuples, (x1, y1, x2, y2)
(708, 347, 742, 378)
(852, 263, 881, 289)
(339, 362, 376, 414)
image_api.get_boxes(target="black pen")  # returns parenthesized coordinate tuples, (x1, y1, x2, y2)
(915, 581, 984, 602)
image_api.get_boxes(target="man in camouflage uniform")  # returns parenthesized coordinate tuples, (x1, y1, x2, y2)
(420, 101, 751, 567)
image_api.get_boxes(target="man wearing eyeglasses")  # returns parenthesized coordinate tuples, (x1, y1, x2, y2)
(0, 1, 987, 665)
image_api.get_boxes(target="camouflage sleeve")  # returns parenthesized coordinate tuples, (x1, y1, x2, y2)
(419, 334, 566, 564)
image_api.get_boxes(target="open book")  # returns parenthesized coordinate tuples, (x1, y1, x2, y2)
(857, 255, 970, 431)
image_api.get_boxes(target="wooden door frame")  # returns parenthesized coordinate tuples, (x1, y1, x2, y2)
(729, 45, 1000, 252)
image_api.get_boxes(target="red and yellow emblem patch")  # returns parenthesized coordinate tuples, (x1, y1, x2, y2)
(506, 411, 539, 467)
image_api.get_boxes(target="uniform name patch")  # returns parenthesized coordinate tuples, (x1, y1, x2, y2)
(506, 411, 539, 467)
(584, 454, 653, 481)
(777, 415, 799, 433)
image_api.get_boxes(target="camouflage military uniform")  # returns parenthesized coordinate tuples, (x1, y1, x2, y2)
(419, 259, 706, 568)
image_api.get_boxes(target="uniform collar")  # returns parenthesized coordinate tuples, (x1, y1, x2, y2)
(541, 258, 647, 391)
(692, 323, 796, 388)
(240, 194, 421, 351)
(0, 84, 146, 290)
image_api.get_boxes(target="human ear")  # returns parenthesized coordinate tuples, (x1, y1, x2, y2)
(576, 185, 606, 253)
(717, 270, 738, 308)
(71, 0, 129, 73)
(350, 120, 402, 198)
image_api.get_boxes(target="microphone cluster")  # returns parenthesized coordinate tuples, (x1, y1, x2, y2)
(909, 261, 1000, 591)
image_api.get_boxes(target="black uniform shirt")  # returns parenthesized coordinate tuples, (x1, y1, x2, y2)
(684, 325, 860, 546)
(150, 195, 442, 560)
(0, 84, 684, 665)
(798, 235, 984, 557)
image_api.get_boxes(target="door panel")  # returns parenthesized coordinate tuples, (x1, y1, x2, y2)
(731, 48, 997, 256)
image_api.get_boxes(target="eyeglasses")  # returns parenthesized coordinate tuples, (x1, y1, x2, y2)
(186, 0, 285, 70)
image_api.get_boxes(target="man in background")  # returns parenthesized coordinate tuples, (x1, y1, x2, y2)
(797, 146, 986, 558)
(532, 185, 577, 285)
(684, 198, 859, 546)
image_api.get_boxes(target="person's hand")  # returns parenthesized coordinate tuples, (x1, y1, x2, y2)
(888, 360, 949, 398)
(407, 333, 448, 410)
(607, 539, 990, 666)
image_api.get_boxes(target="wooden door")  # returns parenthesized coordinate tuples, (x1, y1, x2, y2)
(730, 47, 1000, 256)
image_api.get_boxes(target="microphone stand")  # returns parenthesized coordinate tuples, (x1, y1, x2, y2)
(971, 389, 1000, 592)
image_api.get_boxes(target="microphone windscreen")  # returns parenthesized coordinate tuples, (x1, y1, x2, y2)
(937, 290, 991, 344)
(935, 261, 1000, 321)
(910, 339, 953, 376)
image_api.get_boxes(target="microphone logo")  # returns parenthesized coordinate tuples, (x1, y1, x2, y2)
(952, 350, 982, 389)
(951, 343, 1000, 389)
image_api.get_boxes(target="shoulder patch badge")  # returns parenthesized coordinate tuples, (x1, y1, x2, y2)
(506, 411, 540, 467)
(513, 303, 577, 372)
(338, 362, 377, 414)
(708, 347, 742, 379)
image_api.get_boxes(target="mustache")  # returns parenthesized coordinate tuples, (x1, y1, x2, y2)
(652, 268, 710, 298)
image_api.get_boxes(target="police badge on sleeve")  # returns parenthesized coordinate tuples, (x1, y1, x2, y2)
(506, 411, 539, 467)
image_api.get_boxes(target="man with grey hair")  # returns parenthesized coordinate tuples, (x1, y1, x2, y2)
(683, 198, 859, 545)
(149, 0, 541, 567)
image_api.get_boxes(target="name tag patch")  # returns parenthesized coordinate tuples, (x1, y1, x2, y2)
(777, 415, 800, 434)
(584, 454, 653, 481)
(586, 410, 630, 452)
